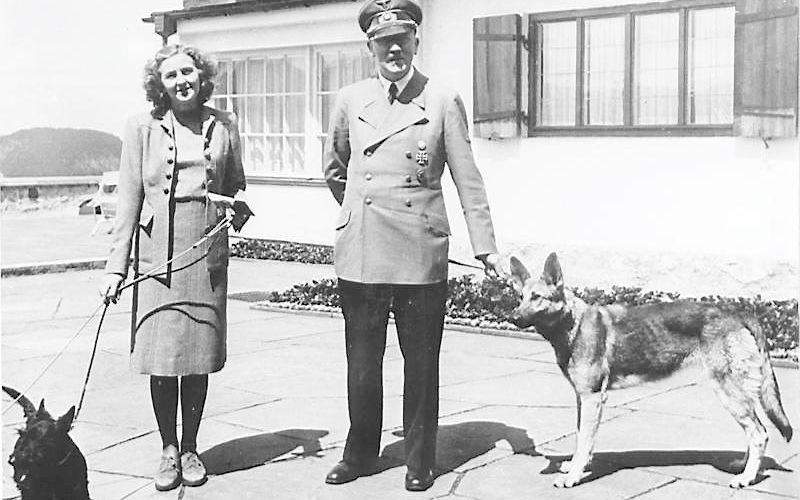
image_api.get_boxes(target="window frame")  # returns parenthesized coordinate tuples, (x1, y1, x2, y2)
(528, 0, 735, 136)
(212, 42, 373, 179)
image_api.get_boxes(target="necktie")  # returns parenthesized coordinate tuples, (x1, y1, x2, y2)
(388, 82, 398, 104)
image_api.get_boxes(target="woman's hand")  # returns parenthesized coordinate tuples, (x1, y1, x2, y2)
(100, 274, 124, 305)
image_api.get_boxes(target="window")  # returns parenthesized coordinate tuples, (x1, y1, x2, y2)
(473, 0, 797, 138)
(531, 1, 736, 133)
(214, 44, 373, 177)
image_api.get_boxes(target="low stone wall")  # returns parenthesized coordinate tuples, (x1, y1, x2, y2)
(0, 176, 99, 203)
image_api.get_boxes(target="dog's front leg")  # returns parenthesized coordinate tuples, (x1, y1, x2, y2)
(554, 389, 605, 488)
(557, 390, 586, 474)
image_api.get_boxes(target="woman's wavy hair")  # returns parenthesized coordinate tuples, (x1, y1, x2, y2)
(143, 44, 218, 118)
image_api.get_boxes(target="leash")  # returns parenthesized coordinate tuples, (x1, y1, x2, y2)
(448, 258, 485, 271)
(2, 215, 233, 419)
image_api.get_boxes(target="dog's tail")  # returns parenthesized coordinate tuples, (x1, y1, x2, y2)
(743, 318, 793, 442)
(2, 386, 37, 420)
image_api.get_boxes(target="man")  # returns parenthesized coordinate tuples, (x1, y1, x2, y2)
(323, 0, 502, 492)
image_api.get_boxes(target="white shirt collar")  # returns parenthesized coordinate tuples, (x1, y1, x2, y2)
(377, 66, 415, 100)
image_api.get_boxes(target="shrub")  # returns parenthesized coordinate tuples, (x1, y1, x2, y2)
(232, 238, 797, 360)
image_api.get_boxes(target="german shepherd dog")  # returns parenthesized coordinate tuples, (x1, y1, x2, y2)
(507, 253, 793, 489)
(3, 386, 90, 500)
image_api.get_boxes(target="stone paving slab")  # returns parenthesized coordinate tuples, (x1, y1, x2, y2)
(2, 268, 798, 499)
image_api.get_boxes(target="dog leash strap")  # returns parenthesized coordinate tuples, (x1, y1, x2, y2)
(447, 258, 485, 271)
(119, 215, 232, 293)
(1, 302, 105, 416)
(74, 302, 108, 422)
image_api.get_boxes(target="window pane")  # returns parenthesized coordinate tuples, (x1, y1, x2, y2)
(266, 57, 284, 93)
(583, 16, 625, 125)
(538, 21, 576, 126)
(319, 93, 335, 134)
(232, 60, 246, 94)
(284, 137, 305, 173)
(246, 136, 265, 172)
(286, 55, 305, 92)
(266, 137, 282, 172)
(634, 12, 679, 125)
(216, 60, 228, 95)
(265, 96, 281, 133)
(246, 59, 265, 94)
(687, 7, 734, 124)
(285, 95, 305, 133)
(318, 52, 337, 92)
(245, 96, 265, 133)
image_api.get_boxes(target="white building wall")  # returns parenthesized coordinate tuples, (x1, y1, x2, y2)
(175, 0, 799, 298)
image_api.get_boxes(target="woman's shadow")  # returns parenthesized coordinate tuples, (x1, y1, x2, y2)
(201, 429, 329, 475)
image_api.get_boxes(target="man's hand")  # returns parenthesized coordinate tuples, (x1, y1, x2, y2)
(100, 274, 124, 305)
(476, 253, 503, 280)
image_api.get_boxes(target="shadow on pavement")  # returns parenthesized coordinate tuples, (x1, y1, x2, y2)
(377, 421, 538, 476)
(541, 449, 793, 486)
(201, 429, 328, 475)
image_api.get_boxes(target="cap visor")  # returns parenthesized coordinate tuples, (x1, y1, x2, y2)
(369, 23, 415, 39)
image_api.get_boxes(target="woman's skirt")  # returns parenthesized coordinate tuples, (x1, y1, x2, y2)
(131, 200, 227, 376)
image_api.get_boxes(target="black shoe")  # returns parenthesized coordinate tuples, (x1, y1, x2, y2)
(325, 461, 372, 485)
(405, 469, 435, 492)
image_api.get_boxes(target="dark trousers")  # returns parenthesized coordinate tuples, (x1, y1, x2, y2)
(338, 278, 447, 473)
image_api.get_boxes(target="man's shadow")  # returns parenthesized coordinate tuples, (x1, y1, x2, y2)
(541, 449, 793, 486)
(201, 429, 328, 475)
(373, 421, 538, 476)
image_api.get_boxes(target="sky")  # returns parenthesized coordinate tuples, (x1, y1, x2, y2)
(1, 0, 183, 139)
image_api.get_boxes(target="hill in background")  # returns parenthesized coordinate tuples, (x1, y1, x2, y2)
(0, 128, 121, 177)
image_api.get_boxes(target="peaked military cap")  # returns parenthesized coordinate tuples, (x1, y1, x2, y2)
(358, 0, 422, 39)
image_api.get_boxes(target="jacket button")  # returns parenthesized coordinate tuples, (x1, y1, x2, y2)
(165, 173, 172, 180)
(365, 173, 373, 181)
(365, 150, 373, 157)
(405, 175, 412, 183)
(406, 151, 413, 159)
(167, 159, 174, 165)
(163, 188, 170, 195)
(168, 145, 174, 151)
(405, 199, 412, 207)
(365, 198, 372, 205)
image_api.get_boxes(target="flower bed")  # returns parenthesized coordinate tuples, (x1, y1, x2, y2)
(231, 238, 797, 361)
(262, 275, 797, 361)
(231, 237, 333, 264)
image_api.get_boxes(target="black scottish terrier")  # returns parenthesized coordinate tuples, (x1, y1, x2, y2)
(3, 386, 89, 500)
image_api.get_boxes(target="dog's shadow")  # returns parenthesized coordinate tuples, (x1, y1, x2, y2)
(542, 449, 793, 486)
(375, 421, 538, 476)
(201, 429, 328, 475)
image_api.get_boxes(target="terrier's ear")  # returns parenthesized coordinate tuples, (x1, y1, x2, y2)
(509, 256, 531, 291)
(56, 406, 76, 433)
(542, 252, 564, 292)
(37, 399, 46, 415)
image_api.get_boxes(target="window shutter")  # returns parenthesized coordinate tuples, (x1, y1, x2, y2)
(734, 0, 798, 137)
(473, 14, 524, 138)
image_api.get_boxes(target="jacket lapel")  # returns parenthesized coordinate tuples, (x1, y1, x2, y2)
(363, 70, 430, 153)
(357, 78, 389, 130)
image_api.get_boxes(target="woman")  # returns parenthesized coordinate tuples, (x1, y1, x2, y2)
(100, 44, 247, 491)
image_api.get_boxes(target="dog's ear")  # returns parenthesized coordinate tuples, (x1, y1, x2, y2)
(542, 252, 564, 292)
(56, 406, 76, 433)
(509, 256, 530, 291)
(37, 399, 46, 416)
